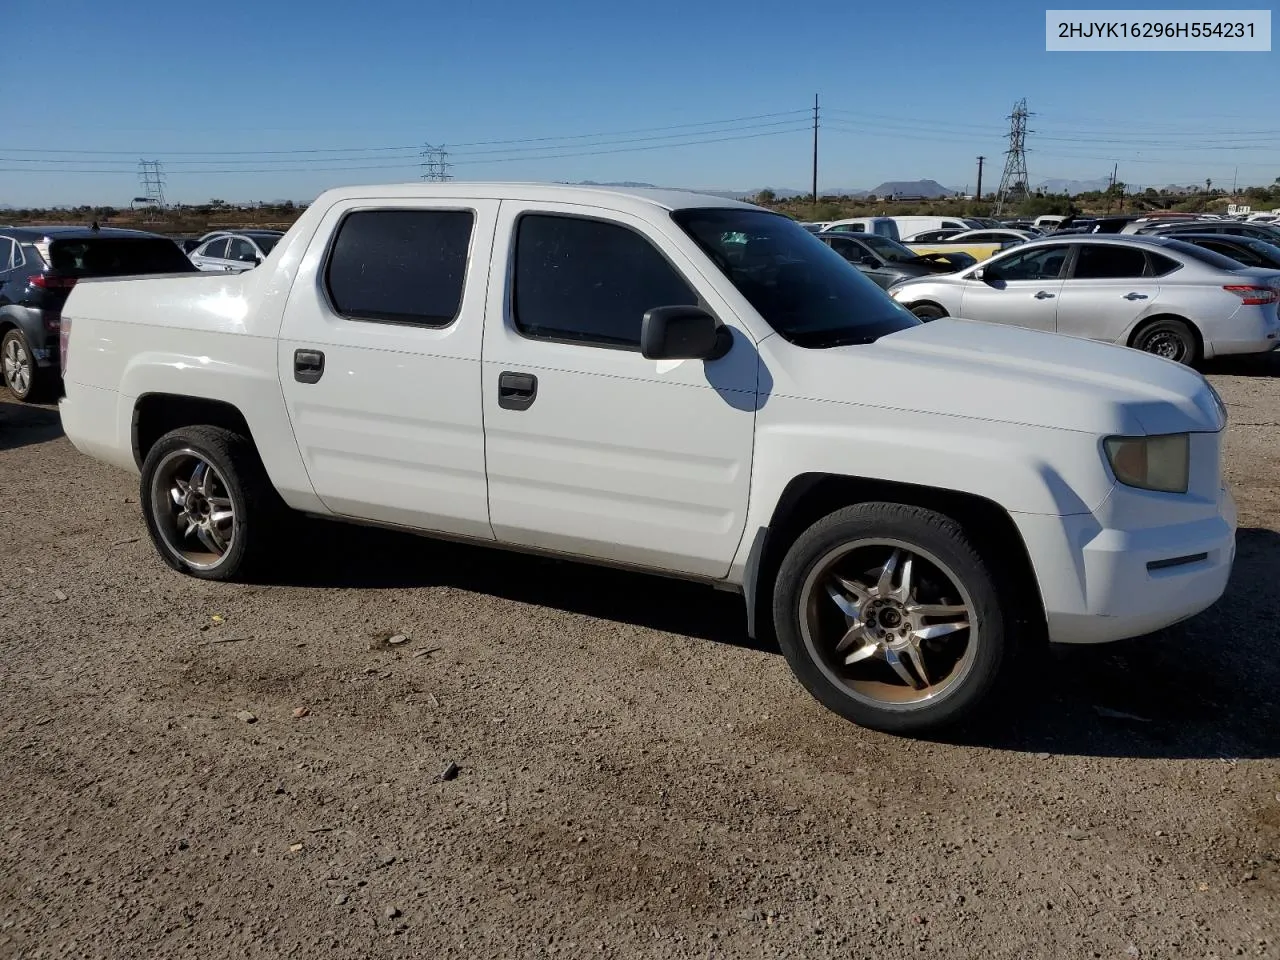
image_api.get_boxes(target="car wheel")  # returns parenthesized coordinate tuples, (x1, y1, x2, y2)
(1131, 317, 1200, 366)
(908, 303, 946, 322)
(139, 425, 283, 581)
(772, 502, 1012, 734)
(1, 328, 44, 402)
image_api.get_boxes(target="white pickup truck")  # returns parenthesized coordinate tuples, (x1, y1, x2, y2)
(58, 183, 1237, 733)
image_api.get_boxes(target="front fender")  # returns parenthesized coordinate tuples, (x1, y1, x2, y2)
(729, 395, 1116, 591)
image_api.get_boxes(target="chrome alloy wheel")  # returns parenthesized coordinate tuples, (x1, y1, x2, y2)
(2, 336, 31, 396)
(149, 449, 236, 570)
(798, 540, 977, 709)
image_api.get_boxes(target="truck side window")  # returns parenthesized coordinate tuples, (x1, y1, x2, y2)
(325, 209, 474, 327)
(513, 214, 697, 348)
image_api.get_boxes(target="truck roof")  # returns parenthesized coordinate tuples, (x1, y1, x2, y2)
(311, 181, 761, 213)
(2, 225, 170, 241)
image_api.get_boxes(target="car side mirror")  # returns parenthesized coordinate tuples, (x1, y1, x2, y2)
(640, 305, 731, 361)
(859, 254, 880, 267)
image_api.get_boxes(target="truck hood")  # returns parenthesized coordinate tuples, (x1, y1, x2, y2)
(768, 317, 1224, 437)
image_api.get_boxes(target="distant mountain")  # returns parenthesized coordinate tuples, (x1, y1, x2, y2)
(865, 179, 957, 199)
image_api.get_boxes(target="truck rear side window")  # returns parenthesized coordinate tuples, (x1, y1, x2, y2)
(512, 214, 698, 349)
(325, 209, 474, 327)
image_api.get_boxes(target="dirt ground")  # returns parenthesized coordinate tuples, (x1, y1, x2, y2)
(1, 359, 1278, 960)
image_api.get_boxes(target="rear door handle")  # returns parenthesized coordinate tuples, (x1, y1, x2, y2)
(294, 348, 325, 384)
(498, 371, 537, 410)
(1123, 292, 1149, 300)
(1033, 290, 1055, 299)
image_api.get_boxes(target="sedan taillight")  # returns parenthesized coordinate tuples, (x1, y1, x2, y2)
(1223, 284, 1279, 305)
(30, 274, 78, 290)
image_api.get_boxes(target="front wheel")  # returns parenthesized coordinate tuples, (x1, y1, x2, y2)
(772, 502, 1012, 734)
(139, 425, 281, 581)
(908, 303, 946, 322)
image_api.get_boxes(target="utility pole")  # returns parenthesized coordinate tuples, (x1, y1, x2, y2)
(1233, 166, 1239, 194)
(811, 94, 819, 208)
(1108, 163, 1118, 213)
(975, 155, 985, 200)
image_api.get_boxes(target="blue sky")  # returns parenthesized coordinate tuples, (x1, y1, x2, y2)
(3, 0, 1276, 205)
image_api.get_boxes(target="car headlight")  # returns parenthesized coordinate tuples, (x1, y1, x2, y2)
(1103, 433, 1190, 494)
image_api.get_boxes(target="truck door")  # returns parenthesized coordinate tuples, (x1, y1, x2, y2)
(277, 199, 499, 540)
(479, 202, 758, 579)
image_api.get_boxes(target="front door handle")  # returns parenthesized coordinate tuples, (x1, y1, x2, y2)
(1033, 290, 1055, 299)
(294, 348, 325, 384)
(498, 371, 538, 411)
(1123, 292, 1149, 300)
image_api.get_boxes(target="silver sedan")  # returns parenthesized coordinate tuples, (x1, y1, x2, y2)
(887, 235, 1280, 365)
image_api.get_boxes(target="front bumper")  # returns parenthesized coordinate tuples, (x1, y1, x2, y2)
(1016, 485, 1237, 644)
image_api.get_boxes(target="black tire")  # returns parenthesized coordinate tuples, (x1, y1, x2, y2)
(139, 425, 282, 581)
(1, 328, 47, 402)
(772, 502, 1012, 735)
(1130, 317, 1201, 366)
(908, 303, 946, 322)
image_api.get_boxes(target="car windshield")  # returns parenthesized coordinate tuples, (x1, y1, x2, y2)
(48, 237, 198, 276)
(671, 208, 920, 348)
(860, 235, 920, 263)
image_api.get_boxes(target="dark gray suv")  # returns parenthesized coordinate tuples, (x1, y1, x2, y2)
(0, 226, 196, 401)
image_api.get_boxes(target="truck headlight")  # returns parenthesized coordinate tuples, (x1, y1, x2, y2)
(1103, 433, 1190, 494)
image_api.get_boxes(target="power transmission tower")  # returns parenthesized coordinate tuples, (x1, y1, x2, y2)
(994, 99, 1031, 215)
(419, 144, 452, 182)
(975, 155, 985, 200)
(137, 159, 167, 209)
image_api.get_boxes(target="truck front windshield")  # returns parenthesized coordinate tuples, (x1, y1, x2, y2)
(671, 208, 920, 348)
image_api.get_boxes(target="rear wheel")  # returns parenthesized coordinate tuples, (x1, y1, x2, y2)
(139, 425, 282, 581)
(2, 329, 45, 402)
(772, 502, 1012, 734)
(908, 303, 946, 322)
(1131, 317, 1200, 366)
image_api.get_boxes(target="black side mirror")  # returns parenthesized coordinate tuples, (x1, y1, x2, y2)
(640, 305, 731, 361)
(859, 254, 880, 267)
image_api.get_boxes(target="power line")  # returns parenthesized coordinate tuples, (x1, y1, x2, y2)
(0, 125, 813, 176)
(0, 109, 812, 157)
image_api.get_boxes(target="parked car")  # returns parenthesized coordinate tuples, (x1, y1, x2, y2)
(817, 232, 976, 288)
(189, 230, 284, 273)
(1176, 234, 1280, 271)
(1033, 215, 1067, 231)
(941, 228, 1035, 245)
(797, 222, 829, 234)
(902, 228, 965, 243)
(1132, 219, 1280, 244)
(888, 234, 1280, 365)
(821, 217, 901, 241)
(171, 236, 203, 255)
(0, 225, 196, 401)
(58, 183, 1235, 735)
(886, 216, 978, 238)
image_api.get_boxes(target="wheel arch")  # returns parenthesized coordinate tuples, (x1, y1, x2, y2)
(904, 299, 949, 318)
(131, 393, 256, 469)
(742, 472, 1046, 645)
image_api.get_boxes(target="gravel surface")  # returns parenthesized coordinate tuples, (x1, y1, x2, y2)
(1, 360, 1278, 960)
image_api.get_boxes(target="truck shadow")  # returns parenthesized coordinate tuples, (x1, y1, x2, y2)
(284, 517, 767, 653)
(280, 519, 1280, 760)
(0, 400, 64, 451)
(938, 525, 1280, 760)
